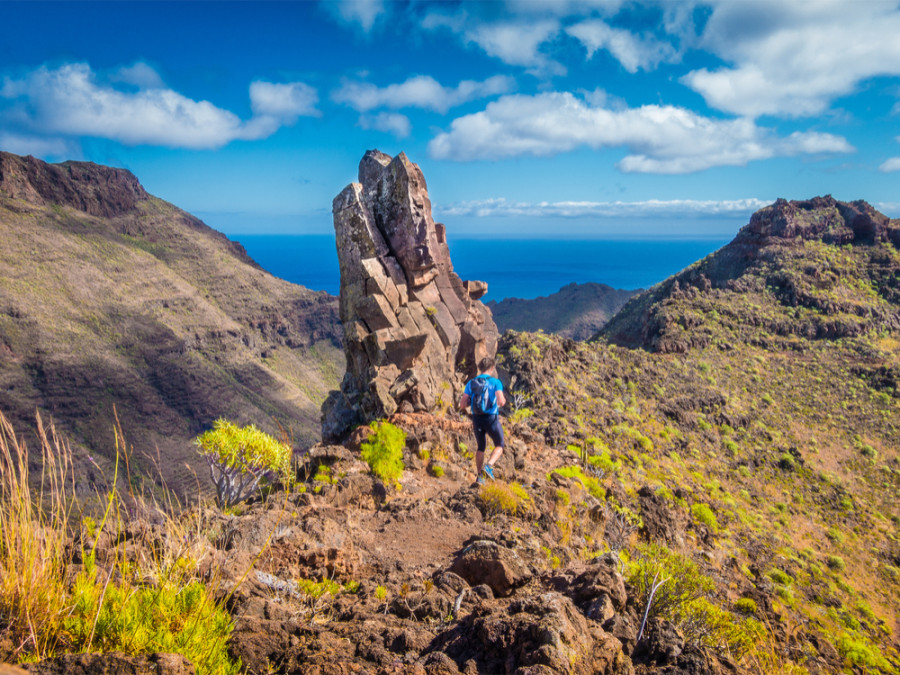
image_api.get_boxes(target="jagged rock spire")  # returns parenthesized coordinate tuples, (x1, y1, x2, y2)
(322, 150, 498, 441)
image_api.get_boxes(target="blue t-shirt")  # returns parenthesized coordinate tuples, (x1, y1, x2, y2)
(464, 374, 503, 415)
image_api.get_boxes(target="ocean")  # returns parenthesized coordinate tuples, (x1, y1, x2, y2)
(234, 235, 730, 301)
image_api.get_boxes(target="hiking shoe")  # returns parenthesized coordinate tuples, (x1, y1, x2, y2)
(476, 474, 486, 486)
(483, 464, 495, 480)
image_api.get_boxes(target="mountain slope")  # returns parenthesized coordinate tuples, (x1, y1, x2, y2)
(487, 282, 639, 340)
(0, 152, 342, 495)
(491, 197, 900, 671)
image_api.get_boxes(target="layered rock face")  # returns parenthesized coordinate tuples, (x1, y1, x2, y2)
(322, 150, 498, 440)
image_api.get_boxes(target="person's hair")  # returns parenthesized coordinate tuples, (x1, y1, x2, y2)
(478, 356, 495, 373)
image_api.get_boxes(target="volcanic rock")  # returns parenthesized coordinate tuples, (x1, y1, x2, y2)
(322, 151, 498, 440)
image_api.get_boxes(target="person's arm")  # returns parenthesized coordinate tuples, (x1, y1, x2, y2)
(496, 389, 506, 408)
(459, 393, 470, 412)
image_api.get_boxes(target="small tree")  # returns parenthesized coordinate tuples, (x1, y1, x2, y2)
(194, 419, 291, 508)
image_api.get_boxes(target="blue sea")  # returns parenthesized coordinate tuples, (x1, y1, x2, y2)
(234, 235, 730, 301)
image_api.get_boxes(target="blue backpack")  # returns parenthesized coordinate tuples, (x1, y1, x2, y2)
(469, 377, 496, 415)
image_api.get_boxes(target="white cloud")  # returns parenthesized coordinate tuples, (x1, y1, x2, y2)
(332, 74, 514, 113)
(428, 91, 853, 173)
(110, 62, 165, 89)
(423, 12, 564, 76)
(359, 112, 411, 138)
(683, 0, 900, 117)
(880, 158, 900, 172)
(250, 81, 320, 119)
(0, 63, 319, 150)
(436, 197, 771, 219)
(0, 132, 77, 158)
(566, 19, 677, 73)
(324, 0, 386, 31)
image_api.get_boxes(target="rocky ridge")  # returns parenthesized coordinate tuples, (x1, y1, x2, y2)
(322, 151, 498, 440)
(603, 196, 900, 351)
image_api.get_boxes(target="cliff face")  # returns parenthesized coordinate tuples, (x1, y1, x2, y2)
(322, 151, 498, 440)
(0, 152, 342, 496)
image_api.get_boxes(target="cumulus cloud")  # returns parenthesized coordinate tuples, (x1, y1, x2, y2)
(323, 0, 386, 31)
(0, 63, 319, 150)
(428, 92, 853, 173)
(332, 74, 514, 114)
(566, 19, 677, 72)
(683, 0, 900, 117)
(436, 197, 771, 219)
(359, 112, 411, 138)
(423, 11, 564, 76)
(110, 62, 165, 89)
(250, 81, 320, 119)
(880, 158, 900, 172)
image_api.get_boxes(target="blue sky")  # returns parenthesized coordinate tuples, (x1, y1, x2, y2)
(1, 0, 899, 239)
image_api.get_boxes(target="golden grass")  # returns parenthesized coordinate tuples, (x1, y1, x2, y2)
(0, 410, 74, 657)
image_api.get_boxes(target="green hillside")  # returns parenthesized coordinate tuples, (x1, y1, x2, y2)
(0, 152, 342, 496)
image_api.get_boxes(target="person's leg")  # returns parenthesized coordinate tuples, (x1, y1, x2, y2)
(484, 416, 505, 470)
(473, 417, 487, 477)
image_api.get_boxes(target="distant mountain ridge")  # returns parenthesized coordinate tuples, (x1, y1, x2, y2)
(488, 282, 640, 340)
(0, 152, 342, 496)
(602, 196, 900, 352)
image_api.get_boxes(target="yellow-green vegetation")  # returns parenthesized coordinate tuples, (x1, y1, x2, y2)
(549, 465, 606, 500)
(478, 481, 533, 517)
(360, 420, 406, 485)
(194, 418, 291, 508)
(499, 253, 900, 673)
(628, 543, 762, 659)
(0, 412, 239, 674)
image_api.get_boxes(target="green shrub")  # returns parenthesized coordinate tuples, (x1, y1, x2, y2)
(826, 527, 844, 543)
(826, 555, 846, 571)
(66, 557, 238, 675)
(691, 502, 719, 532)
(550, 465, 605, 500)
(836, 634, 893, 672)
(479, 481, 532, 516)
(360, 421, 406, 485)
(767, 568, 793, 586)
(429, 464, 445, 478)
(194, 419, 291, 508)
(777, 453, 795, 471)
(626, 543, 759, 656)
(733, 598, 758, 615)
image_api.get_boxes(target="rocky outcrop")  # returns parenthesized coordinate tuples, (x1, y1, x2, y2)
(322, 150, 498, 440)
(0, 152, 148, 218)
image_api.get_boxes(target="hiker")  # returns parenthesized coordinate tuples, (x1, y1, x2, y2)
(459, 356, 506, 485)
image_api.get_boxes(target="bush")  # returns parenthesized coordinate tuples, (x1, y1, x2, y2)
(194, 419, 291, 508)
(733, 598, 758, 615)
(627, 544, 760, 658)
(778, 453, 796, 471)
(826, 555, 846, 571)
(550, 465, 605, 500)
(691, 502, 719, 532)
(767, 568, 793, 586)
(1, 412, 240, 674)
(836, 634, 893, 672)
(478, 481, 532, 516)
(360, 421, 406, 485)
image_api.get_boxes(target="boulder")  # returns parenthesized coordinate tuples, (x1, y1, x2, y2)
(433, 591, 633, 674)
(323, 151, 499, 440)
(449, 540, 531, 597)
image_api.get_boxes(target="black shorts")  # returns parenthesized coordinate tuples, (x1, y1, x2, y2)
(472, 414, 504, 454)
